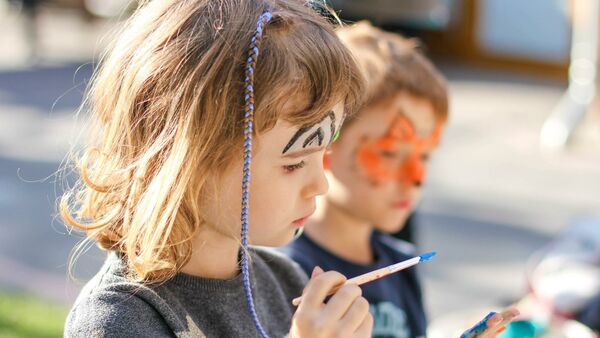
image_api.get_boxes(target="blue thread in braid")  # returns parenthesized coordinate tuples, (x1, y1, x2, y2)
(240, 11, 272, 338)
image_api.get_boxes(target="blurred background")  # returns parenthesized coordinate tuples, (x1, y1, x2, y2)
(0, 0, 598, 337)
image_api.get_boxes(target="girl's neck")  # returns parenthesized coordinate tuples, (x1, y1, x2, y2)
(304, 200, 375, 265)
(181, 226, 241, 279)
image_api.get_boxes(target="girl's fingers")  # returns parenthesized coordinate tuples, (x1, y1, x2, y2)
(298, 270, 346, 309)
(353, 310, 374, 338)
(311, 266, 324, 278)
(321, 284, 362, 320)
(338, 295, 370, 333)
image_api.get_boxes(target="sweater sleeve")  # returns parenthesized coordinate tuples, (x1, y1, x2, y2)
(64, 290, 174, 338)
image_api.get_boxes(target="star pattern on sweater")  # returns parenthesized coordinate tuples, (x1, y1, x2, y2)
(176, 315, 207, 338)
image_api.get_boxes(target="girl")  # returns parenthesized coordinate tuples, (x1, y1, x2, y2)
(61, 0, 370, 337)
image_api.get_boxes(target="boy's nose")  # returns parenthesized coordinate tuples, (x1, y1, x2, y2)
(397, 155, 426, 188)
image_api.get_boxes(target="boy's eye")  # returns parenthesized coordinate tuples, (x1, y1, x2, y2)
(421, 153, 430, 161)
(283, 160, 306, 173)
(379, 151, 397, 158)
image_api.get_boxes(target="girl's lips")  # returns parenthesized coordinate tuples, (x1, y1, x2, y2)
(292, 210, 314, 226)
(392, 200, 412, 209)
(292, 208, 316, 227)
(292, 216, 309, 226)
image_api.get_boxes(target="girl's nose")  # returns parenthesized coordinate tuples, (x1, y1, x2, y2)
(302, 161, 329, 199)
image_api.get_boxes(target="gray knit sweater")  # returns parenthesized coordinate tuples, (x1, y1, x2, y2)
(64, 248, 308, 338)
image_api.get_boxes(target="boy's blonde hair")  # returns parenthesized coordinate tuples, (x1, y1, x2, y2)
(61, 0, 364, 282)
(337, 21, 448, 121)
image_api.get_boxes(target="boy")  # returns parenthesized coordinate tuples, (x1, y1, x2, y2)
(281, 22, 448, 338)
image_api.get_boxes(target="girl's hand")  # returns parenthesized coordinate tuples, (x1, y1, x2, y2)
(460, 308, 520, 338)
(290, 266, 373, 338)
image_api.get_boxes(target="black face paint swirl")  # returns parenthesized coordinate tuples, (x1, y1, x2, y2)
(282, 111, 336, 154)
(302, 128, 325, 148)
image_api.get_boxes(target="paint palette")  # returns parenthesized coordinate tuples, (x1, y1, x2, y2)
(497, 319, 596, 338)
(428, 310, 597, 338)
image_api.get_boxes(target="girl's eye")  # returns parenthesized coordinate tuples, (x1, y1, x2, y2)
(283, 160, 306, 173)
(421, 153, 430, 162)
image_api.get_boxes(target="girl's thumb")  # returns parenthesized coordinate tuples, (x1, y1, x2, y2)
(311, 266, 324, 278)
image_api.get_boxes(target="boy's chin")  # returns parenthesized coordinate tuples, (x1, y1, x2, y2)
(374, 216, 410, 234)
(375, 223, 405, 234)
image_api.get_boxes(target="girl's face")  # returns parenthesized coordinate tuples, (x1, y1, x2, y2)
(326, 92, 443, 233)
(202, 102, 346, 246)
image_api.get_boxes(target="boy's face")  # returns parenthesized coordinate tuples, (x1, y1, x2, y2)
(202, 102, 346, 246)
(326, 92, 444, 233)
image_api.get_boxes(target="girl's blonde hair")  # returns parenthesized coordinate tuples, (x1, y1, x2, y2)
(61, 0, 364, 283)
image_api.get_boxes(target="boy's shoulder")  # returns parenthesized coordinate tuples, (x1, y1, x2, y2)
(373, 231, 417, 258)
(281, 231, 417, 258)
(277, 233, 326, 272)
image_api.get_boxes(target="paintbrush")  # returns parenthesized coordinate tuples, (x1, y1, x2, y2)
(292, 251, 436, 306)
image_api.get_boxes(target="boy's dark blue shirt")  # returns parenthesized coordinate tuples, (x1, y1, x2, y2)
(280, 230, 427, 338)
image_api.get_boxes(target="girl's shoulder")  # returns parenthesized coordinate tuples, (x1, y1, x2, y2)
(64, 253, 182, 338)
(65, 249, 308, 337)
(251, 246, 309, 292)
(64, 285, 174, 338)
(252, 246, 308, 276)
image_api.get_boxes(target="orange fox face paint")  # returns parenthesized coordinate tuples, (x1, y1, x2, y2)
(356, 114, 442, 186)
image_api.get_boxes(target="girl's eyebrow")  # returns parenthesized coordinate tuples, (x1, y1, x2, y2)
(282, 146, 326, 159)
(282, 111, 336, 154)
